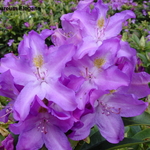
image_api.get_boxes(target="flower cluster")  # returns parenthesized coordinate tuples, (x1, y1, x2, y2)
(106, 0, 137, 10)
(0, 0, 150, 149)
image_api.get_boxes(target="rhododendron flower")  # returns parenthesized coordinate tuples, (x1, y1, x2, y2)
(60, 0, 136, 59)
(0, 31, 77, 120)
(24, 22, 30, 28)
(69, 88, 148, 143)
(1, 134, 14, 150)
(7, 39, 14, 46)
(64, 38, 129, 109)
(0, 0, 149, 148)
(10, 98, 73, 150)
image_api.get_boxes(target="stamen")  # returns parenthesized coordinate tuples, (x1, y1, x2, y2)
(33, 55, 44, 68)
(34, 68, 47, 81)
(100, 102, 121, 116)
(109, 90, 116, 94)
(55, 22, 76, 39)
(97, 18, 105, 28)
(37, 118, 49, 134)
(94, 58, 105, 68)
(0, 107, 12, 119)
(96, 16, 110, 42)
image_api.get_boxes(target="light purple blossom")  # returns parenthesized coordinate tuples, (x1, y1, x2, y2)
(24, 22, 30, 28)
(1, 134, 14, 150)
(59, 0, 135, 59)
(7, 39, 14, 46)
(10, 98, 73, 150)
(0, 30, 77, 120)
(0, 0, 149, 148)
(142, 9, 147, 16)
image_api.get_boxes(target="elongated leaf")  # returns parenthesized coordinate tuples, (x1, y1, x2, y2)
(137, 53, 148, 65)
(132, 34, 140, 47)
(127, 126, 142, 137)
(94, 138, 149, 150)
(123, 112, 150, 126)
(132, 128, 150, 140)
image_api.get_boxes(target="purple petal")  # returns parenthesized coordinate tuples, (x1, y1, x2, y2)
(77, 0, 93, 10)
(96, 107, 124, 143)
(0, 70, 19, 99)
(45, 81, 77, 111)
(96, 66, 129, 90)
(128, 72, 150, 98)
(16, 127, 43, 150)
(0, 53, 35, 85)
(44, 125, 72, 150)
(105, 10, 136, 39)
(13, 82, 41, 120)
(40, 29, 54, 40)
(1, 134, 14, 150)
(69, 113, 95, 141)
(102, 93, 148, 117)
(47, 44, 75, 78)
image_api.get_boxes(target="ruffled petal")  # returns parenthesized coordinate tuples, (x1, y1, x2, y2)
(45, 80, 77, 111)
(69, 113, 95, 141)
(13, 82, 41, 120)
(128, 72, 150, 98)
(0, 53, 34, 85)
(105, 10, 135, 39)
(105, 93, 148, 117)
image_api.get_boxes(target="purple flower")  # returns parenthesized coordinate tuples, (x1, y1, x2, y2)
(60, 0, 135, 59)
(0, 30, 77, 120)
(0, 101, 13, 123)
(64, 38, 129, 109)
(24, 22, 30, 28)
(9, 98, 73, 150)
(0, 0, 149, 147)
(3, 0, 11, 6)
(69, 85, 148, 143)
(142, 9, 147, 16)
(6, 26, 12, 29)
(7, 39, 14, 46)
(37, 23, 43, 31)
(0, 70, 19, 99)
(131, 19, 135, 24)
(1, 134, 14, 150)
(68, 39, 149, 144)
(147, 35, 150, 42)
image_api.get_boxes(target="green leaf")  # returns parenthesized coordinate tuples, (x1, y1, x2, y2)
(132, 128, 150, 140)
(127, 126, 142, 137)
(145, 42, 150, 51)
(96, 138, 149, 150)
(131, 34, 140, 47)
(0, 96, 8, 106)
(123, 112, 150, 126)
(137, 53, 148, 64)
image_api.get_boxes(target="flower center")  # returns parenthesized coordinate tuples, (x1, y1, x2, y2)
(33, 55, 44, 68)
(100, 102, 121, 116)
(34, 68, 47, 81)
(97, 18, 105, 28)
(94, 58, 105, 68)
(83, 67, 95, 81)
(37, 118, 49, 134)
